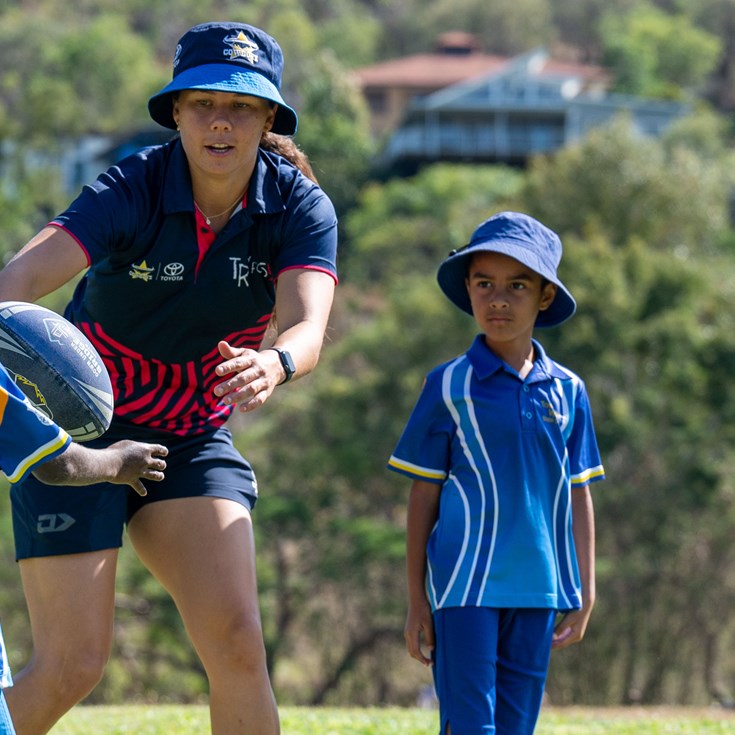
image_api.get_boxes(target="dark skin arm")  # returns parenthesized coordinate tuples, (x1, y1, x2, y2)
(404, 478, 441, 667)
(32, 440, 168, 497)
(552, 484, 596, 649)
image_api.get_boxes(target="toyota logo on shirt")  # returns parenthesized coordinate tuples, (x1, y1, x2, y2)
(161, 262, 185, 282)
(163, 262, 184, 277)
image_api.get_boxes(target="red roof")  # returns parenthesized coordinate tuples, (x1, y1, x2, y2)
(355, 34, 607, 92)
(356, 53, 508, 91)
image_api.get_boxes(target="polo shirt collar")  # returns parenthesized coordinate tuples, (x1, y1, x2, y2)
(162, 140, 194, 214)
(248, 151, 288, 215)
(466, 334, 569, 383)
(162, 140, 287, 217)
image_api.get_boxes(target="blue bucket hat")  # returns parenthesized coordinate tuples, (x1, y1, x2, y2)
(437, 211, 576, 327)
(148, 22, 298, 136)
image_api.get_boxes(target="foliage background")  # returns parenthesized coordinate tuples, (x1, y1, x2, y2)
(2, 0, 735, 710)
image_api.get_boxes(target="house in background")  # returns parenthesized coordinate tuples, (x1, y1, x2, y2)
(355, 32, 524, 138)
(355, 34, 688, 173)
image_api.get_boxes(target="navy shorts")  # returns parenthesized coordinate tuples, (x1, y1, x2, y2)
(11, 424, 257, 560)
(432, 607, 555, 735)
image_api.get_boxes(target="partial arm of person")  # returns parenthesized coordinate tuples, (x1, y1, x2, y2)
(552, 483, 596, 650)
(0, 227, 89, 302)
(214, 268, 336, 412)
(32, 440, 168, 497)
(404, 479, 441, 667)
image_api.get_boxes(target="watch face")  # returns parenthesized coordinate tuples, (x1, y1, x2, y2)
(278, 348, 295, 381)
(281, 350, 296, 375)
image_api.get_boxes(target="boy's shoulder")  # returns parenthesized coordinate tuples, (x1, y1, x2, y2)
(424, 351, 469, 385)
(543, 354, 583, 382)
(532, 340, 586, 383)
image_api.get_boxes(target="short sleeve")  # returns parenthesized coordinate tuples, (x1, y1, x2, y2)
(567, 380, 605, 486)
(51, 145, 167, 265)
(273, 177, 338, 282)
(0, 367, 71, 484)
(387, 370, 453, 483)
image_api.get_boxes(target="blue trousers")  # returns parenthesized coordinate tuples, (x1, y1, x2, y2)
(432, 607, 556, 735)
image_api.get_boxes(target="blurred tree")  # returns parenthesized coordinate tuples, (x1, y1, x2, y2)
(0, 13, 163, 142)
(660, 105, 734, 160)
(523, 116, 733, 255)
(423, 0, 555, 56)
(688, 0, 735, 111)
(0, 156, 68, 262)
(300, 0, 381, 68)
(344, 163, 525, 287)
(549, 0, 640, 61)
(601, 2, 721, 98)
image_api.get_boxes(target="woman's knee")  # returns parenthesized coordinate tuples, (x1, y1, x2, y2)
(198, 608, 269, 674)
(35, 641, 111, 699)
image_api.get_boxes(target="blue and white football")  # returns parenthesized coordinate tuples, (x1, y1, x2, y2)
(0, 301, 114, 441)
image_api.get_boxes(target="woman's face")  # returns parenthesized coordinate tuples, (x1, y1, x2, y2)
(173, 89, 277, 181)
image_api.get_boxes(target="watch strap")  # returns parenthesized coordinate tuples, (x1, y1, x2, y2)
(264, 347, 296, 384)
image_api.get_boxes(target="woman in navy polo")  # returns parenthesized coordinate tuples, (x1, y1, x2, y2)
(0, 22, 337, 735)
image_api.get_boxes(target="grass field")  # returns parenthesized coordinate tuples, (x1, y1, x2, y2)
(50, 704, 735, 734)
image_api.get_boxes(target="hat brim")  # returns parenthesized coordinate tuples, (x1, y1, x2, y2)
(148, 64, 298, 135)
(437, 240, 577, 328)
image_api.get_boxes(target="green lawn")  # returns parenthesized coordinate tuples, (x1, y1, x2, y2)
(49, 705, 735, 734)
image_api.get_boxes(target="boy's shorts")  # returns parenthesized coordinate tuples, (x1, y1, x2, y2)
(11, 424, 257, 560)
(0, 690, 15, 735)
(432, 607, 556, 735)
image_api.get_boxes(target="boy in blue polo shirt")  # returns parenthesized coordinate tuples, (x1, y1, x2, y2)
(388, 212, 604, 735)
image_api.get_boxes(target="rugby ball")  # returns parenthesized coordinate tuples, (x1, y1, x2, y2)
(0, 301, 114, 441)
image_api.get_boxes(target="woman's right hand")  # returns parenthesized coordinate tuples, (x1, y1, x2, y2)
(213, 340, 284, 412)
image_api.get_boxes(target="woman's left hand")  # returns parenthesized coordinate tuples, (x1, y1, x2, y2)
(213, 340, 282, 412)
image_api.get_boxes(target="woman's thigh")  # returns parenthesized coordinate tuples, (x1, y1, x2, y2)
(128, 497, 263, 655)
(18, 549, 119, 657)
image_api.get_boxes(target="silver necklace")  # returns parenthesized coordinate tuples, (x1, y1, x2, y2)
(194, 192, 245, 226)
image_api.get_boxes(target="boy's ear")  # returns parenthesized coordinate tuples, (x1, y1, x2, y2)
(539, 282, 557, 312)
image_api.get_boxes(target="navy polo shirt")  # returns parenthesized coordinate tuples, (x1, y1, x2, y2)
(51, 140, 338, 435)
(388, 335, 604, 612)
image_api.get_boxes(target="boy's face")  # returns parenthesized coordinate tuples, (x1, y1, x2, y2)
(465, 251, 557, 352)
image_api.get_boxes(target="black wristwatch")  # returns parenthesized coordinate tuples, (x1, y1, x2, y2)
(266, 347, 296, 384)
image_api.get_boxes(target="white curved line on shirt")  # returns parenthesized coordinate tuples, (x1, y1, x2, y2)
(552, 451, 573, 610)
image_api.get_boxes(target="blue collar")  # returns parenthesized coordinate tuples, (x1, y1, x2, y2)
(466, 334, 568, 383)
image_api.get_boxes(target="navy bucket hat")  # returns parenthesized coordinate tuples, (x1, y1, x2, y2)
(437, 211, 576, 328)
(148, 22, 298, 136)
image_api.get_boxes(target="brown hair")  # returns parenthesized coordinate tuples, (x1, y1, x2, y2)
(260, 132, 318, 184)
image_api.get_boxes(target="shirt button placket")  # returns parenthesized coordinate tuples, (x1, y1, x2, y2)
(521, 383, 534, 431)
